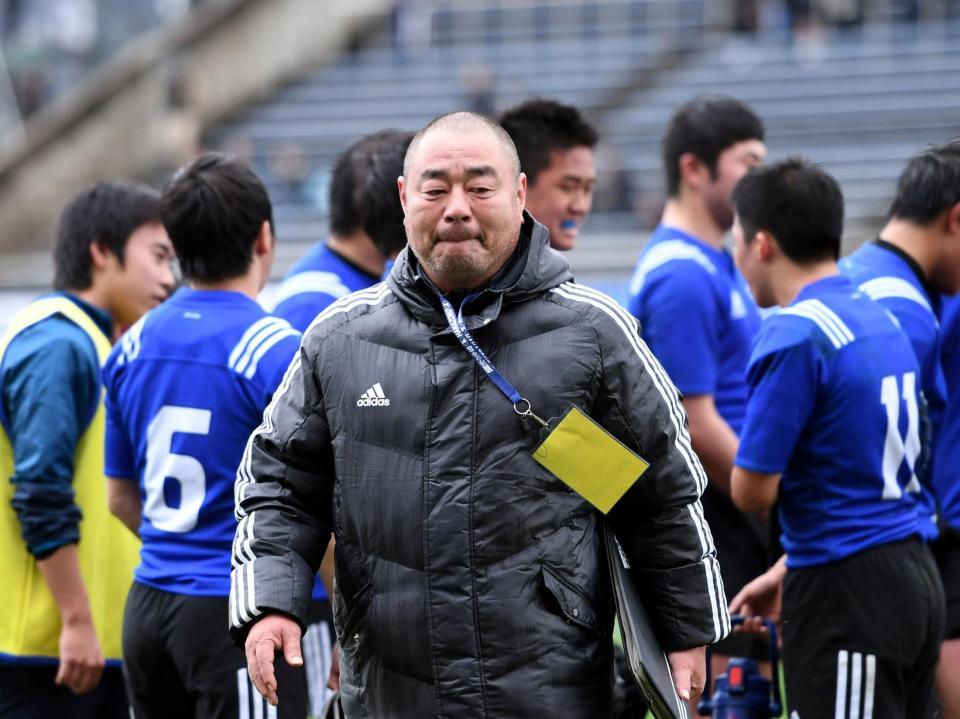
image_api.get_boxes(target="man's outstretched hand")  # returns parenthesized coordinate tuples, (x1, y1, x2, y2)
(729, 554, 786, 636)
(668, 645, 706, 702)
(245, 614, 304, 707)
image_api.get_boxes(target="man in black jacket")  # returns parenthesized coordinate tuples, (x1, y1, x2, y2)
(230, 111, 727, 718)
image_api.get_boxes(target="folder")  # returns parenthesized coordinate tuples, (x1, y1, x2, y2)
(605, 526, 690, 719)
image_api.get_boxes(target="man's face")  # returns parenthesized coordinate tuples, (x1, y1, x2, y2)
(525, 146, 596, 251)
(399, 127, 526, 291)
(932, 204, 960, 295)
(104, 221, 175, 329)
(702, 139, 766, 231)
(733, 214, 775, 308)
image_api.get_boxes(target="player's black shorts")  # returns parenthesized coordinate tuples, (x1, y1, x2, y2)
(123, 582, 334, 719)
(701, 484, 771, 658)
(932, 525, 960, 639)
(781, 537, 944, 719)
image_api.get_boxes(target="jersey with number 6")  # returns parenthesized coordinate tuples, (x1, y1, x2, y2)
(735, 275, 924, 568)
(103, 288, 301, 596)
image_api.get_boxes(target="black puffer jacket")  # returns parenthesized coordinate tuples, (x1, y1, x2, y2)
(231, 216, 728, 718)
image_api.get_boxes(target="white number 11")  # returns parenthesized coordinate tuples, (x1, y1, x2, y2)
(880, 372, 921, 500)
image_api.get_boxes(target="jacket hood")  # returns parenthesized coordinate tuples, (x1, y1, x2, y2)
(387, 212, 573, 328)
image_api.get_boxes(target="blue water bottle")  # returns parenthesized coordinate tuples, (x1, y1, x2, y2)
(697, 615, 783, 719)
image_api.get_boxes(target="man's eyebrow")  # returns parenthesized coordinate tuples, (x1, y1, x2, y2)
(419, 165, 499, 181)
(420, 169, 450, 181)
(465, 165, 498, 179)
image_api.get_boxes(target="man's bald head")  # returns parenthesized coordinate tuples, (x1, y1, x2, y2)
(403, 111, 522, 179)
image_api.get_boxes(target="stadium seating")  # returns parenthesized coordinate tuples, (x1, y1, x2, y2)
(206, 2, 960, 275)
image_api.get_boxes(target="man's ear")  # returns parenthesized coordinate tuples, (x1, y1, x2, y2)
(254, 220, 273, 257)
(678, 152, 707, 191)
(89, 241, 115, 272)
(398, 176, 407, 212)
(755, 230, 776, 262)
(946, 201, 960, 237)
(517, 172, 527, 213)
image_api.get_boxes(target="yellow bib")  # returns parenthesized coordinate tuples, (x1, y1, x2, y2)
(0, 296, 140, 662)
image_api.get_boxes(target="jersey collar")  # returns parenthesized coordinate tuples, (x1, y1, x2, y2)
(873, 238, 938, 303)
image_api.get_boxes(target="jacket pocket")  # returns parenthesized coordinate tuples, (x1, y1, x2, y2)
(541, 565, 603, 635)
(336, 580, 373, 642)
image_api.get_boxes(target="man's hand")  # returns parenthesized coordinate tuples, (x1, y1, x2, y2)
(245, 615, 304, 707)
(328, 642, 340, 691)
(56, 617, 104, 694)
(668, 645, 706, 701)
(729, 554, 786, 635)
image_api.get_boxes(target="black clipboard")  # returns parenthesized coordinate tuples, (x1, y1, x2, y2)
(605, 526, 690, 719)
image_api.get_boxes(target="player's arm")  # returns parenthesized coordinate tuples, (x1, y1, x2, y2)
(103, 371, 141, 538)
(732, 331, 818, 516)
(683, 394, 739, 494)
(2, 323, 104, 694)
(37, 545, 105, 694)
(106, 477, 141, 537)
(731, 467, 780, 512)
(636, 269, 729, 493)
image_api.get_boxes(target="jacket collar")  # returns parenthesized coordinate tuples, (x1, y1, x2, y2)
(387, 212, 573, 330)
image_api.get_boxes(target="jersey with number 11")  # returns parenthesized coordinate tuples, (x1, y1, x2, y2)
(735, 275, 925, 568)
(103, 288, 301, 596)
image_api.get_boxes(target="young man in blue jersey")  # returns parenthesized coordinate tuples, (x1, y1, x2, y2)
(838, 140, 960, 715)
(730, 158, 944, 718)
(499, 99, 598, 250)
(936, 295, 960, 718)
(0, 183, 174, 718)
(625, 96, 768, 668)
(102, 154, 308, 719)
(272, 130, 414, 331)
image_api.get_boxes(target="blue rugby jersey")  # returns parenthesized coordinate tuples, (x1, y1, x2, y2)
(839, 240, 944, 537)
(626, 225, 760, 433)
(103, 289, 301, 596)
(934, 295, 960, 531)
(736, 275, 925, 568)
(272, 243, 381, 332)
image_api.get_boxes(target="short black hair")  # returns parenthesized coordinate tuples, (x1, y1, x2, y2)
(732, 157, 844, 264)
(888, 138, 960, 225)
(160, 153, 274, 284)
(662, 95, 765, 196)
(499, 99, 598, 185)
(53, 182, 161, 291)
(330, 130, 414, 257)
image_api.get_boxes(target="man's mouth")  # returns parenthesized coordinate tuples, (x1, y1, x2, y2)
(559, 220, 578, 231)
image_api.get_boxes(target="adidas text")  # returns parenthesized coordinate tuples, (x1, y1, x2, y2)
(357, 397, 391, 407)
(358, 382, 390, 407)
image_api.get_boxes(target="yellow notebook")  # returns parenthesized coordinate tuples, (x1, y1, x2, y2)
(532, 405, 650, 514)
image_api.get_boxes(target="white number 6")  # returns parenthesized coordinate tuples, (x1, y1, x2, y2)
(145, 406, 211, 532)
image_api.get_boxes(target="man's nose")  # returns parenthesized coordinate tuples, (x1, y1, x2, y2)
(443, 186, 472, 223)
(160, 264, 176, 294)
(570, 189, 592, 216)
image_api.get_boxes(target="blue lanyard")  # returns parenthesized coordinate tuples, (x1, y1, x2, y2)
(437, 291, 546, 427)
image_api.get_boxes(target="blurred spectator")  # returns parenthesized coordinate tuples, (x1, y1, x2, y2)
(459, 62, 496, 117)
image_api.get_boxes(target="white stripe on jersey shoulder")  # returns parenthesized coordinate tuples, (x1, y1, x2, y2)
(229, 317, 297, 378)
(629, 239, 718, 295)
(229, 316, 285, 368)
(780, 299, 855, 349)
(303, 282, 392, 335)
(858, 276, 935, 316)
(549, 281, 728, 642)
(271, 270, 353, 309)
(117, 313, 149, 365)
